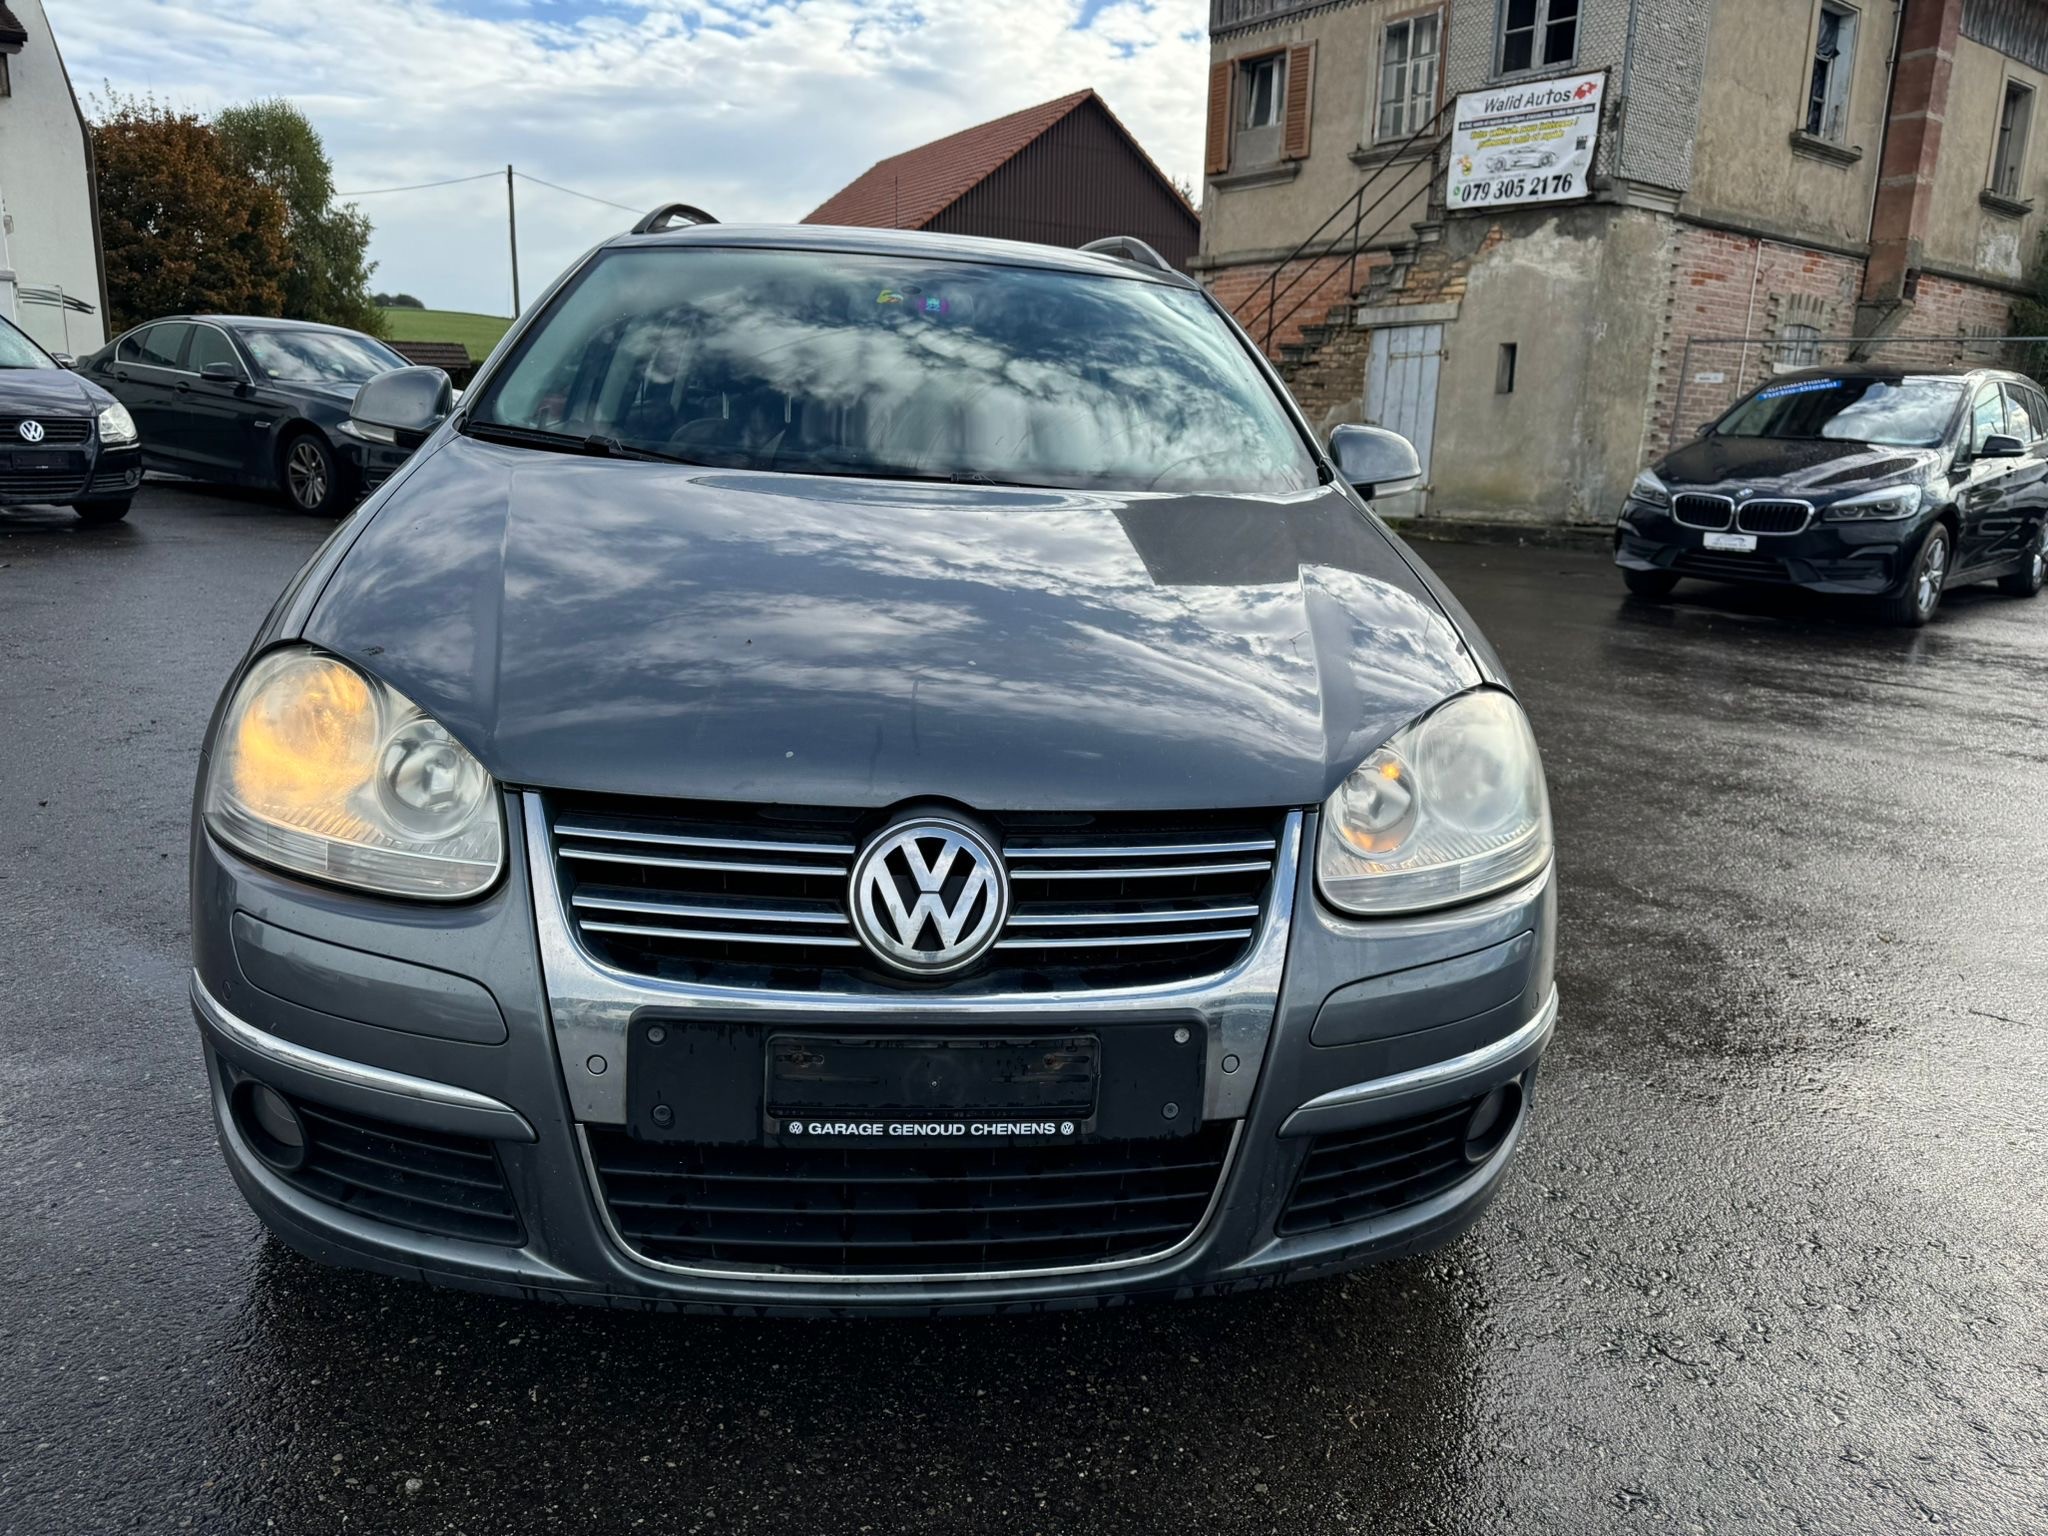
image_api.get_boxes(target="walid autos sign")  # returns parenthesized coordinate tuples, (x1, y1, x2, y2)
(1446, 70, 1606, 210)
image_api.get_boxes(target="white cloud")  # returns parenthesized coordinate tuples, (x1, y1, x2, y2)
(44, 0, 1208, 317)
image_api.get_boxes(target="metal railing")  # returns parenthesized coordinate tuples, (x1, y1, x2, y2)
(1251, 101, 1455, 353)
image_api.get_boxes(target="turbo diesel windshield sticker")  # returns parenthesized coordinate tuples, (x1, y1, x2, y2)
(1757, 378, 1845, 400)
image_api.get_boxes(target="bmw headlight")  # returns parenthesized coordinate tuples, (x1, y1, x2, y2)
(203, 648, 503, 900)
(1317, 690, 1552, 916)
(1823, 484, 1923, 521)
(1628, 469, 1671, 509)
(97, 402, 139, 446)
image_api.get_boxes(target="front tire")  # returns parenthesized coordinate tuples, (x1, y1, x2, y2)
(70, 497, 132, 525)
(1880, 522, 1951, 627)
(1998, 530, 2046, 597)
(280, 431, 347, 516)
(1622, 567, 1680, 599)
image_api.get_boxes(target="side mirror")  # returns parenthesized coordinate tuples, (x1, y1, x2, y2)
(348, 365, 453, 450)
(50, 353, 76, 370)
(1979, 432, 2027, 459)
(1329, 423, 1422, 499)
(201, 361, 246, 388)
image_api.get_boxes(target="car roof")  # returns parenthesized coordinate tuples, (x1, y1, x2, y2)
(1766, 364, 2022, 384)
(603, 221, 1198, 288)
(138, 315, 383, 336)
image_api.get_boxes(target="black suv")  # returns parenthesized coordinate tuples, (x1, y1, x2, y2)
(1615, 367, 2048, 625)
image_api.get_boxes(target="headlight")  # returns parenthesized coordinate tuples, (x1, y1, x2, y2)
(203, 648, 503, 900)
(1823, 485, 1924, 521)
(1628, 469, 1671, 508)
(97, 402, 138, 446)
(1317, 690, 1552, 916)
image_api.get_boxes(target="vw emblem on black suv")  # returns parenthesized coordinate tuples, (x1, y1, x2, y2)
(849, 817, 1007, 975)
(18, 420, 45, 444)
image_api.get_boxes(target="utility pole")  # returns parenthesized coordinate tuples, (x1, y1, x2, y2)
(506, 164, 521, 316)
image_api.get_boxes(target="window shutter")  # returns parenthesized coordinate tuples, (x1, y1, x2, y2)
(1283, 42, 1315, 160)
(1206, 59, 1235, 176)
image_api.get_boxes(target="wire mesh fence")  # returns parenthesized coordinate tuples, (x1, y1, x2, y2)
(1662, 334, 2048, 450)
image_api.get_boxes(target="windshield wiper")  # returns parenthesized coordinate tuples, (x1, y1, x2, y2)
(462, 418, 705, 466)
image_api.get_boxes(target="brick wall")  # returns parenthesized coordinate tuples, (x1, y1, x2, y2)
(1645, 226, 1864, 451)
(1893, 273, 2015, 339)
(1206, 253, 1384, 354)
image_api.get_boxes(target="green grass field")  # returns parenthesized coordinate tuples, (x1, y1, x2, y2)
(378, 307, 514, 359)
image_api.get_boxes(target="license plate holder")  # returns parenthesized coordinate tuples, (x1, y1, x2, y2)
(1703, 531, 1757, 552)
(7, 450, 75, 472)
(625, 1018, 1206, 1146)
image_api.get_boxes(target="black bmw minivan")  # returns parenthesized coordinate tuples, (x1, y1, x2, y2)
(188, 216, 1557, 1313)
(1615, 367, 2048, 625)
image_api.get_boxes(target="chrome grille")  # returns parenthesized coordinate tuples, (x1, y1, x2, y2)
(1735, 499, 1812, 535)
(549, 797, 1284, 991)
(0, 416, 93, 444)
(1671, 493, 1732, 530)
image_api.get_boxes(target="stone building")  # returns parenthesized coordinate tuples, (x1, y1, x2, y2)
(1200, 0, 2048, 526)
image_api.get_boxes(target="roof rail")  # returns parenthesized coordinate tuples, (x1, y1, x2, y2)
(631, 203, 720, 235)
(1078, 235, 1176, 276)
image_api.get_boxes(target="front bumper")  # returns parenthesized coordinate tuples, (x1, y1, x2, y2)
(189, 795, 1557, 1315)
(0, 438, 142, 506)
(1614, 497, 1923, 594)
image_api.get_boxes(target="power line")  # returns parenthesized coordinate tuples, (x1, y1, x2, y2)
(335, 170, 501, 197)
(513, 171, 642, 215)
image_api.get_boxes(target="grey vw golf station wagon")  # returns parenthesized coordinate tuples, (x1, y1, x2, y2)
(189, 210, 1557, 1312)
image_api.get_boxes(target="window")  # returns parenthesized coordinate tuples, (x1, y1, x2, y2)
(470, 247, 1321, 495)
(186, 326, 244, 377)
(2004, 383, 2048, 443)
(1970, 384, 2010, 452)
(1714, 375, 1967, 449)
(1496, 343, 1518, 394)
(120, 323, 190, 369)
(1243, 54, 1284, 131)
(1806, 2, 1859, 142)
(1778, 323, 1823, 369)
(1500, 0, 1579, 76)
(239, 327, 407, 383)
(1992, 80, 2034, 200)
(1377, 13, 1441, 142)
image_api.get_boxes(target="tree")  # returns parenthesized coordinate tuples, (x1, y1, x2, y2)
(373, 292, 425, 310)
(90, 93, 292, 332)
(215, 99, 384, 336)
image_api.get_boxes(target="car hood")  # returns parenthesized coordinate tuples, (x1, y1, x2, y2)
(0, 366, 108, 415)
(301, 436, 1484, 812)
(1658, 434, 1945, 494)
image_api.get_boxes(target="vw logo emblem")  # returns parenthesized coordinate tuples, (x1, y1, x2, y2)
(849, 817, 1007, 976)
(18, 420, 45, 444)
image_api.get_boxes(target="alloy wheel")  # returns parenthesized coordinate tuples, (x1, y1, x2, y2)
(287, 440, 328, 510)
(1917, 533, 1948, 616)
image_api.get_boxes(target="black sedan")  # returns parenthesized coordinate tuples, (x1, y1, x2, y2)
(0, 311, 144, 523)
(1615, 366, 2048, 625)
(78, 316, 410, 516)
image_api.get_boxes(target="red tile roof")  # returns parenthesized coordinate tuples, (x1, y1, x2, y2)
(803, 89, 1103, 230)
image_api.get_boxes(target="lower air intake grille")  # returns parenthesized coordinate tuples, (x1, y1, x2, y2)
(549, 796, 1284, 992)
(0, 471, 91, 503)
(586, 1123, 1237, 1276)
(1279, 1094, 1494, 1235)
(281, 1096, 523, 1245)
(1673, 548, 1792, 583)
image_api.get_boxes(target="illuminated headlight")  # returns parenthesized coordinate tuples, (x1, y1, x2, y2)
(1628, 469, 1671, 509)
(203, 648, 503, 900)
(1823, 485, 1924, 521)
(97, 402, 139, 446)
(1317, 690, 1552, 916)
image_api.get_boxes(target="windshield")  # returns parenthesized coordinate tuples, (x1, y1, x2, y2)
(239, 328, 406, 385)
(1713, 376, 1967, 448)
(466, 247, 1319, 494)
(0, 316, 54, 370)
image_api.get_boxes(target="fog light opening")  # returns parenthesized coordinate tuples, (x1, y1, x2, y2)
(1461, 1080, 1523, 1166)
(233, 1079, 308, 1173)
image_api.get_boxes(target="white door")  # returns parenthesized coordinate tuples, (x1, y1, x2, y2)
(1364, 323, 1442, 519)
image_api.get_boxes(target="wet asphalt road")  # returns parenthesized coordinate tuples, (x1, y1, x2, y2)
(3, 483, 2045, 1535)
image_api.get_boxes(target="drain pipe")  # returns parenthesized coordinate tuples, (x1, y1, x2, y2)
(0, 173, 17, 326)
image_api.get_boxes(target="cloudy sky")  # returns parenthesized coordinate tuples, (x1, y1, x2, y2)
(44, 0, 1208, 316)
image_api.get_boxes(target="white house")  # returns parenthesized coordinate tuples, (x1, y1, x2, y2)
(0, 0, 106, 356)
